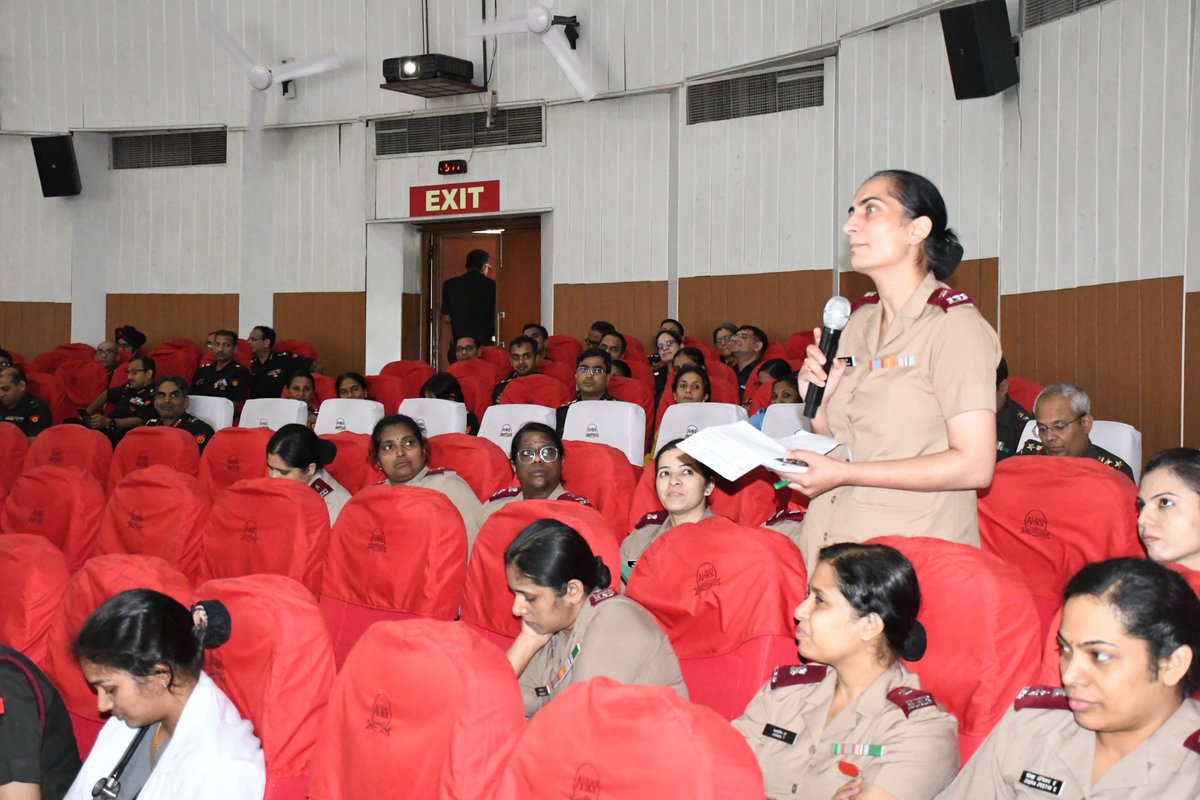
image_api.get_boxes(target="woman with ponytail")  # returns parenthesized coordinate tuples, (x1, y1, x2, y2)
(65, 590, 265, 800)
(503, 519, 687, 717)
(734, 543, 959, 800)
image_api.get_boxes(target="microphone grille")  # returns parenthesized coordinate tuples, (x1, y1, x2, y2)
(823, 296, 852, 330)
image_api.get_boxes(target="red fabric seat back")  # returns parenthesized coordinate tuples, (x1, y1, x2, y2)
(201, 477, 331, 594)
(708, 360, 739, 399)
(785, 330, 816, 359)
(320, 431, 382, 493)
(0, 424, 30, 493)
(198, 427, 273, 495)
(274, 339, 317, 360)
(761, 341, 789, 362)
(498, 374, 573, 407)
(461, 501, 621, 647)
(560, 440, 637, 536)
(109, 426, 201, 491)
(23, 373, 66, 424)
(54, 359, 110, 409)
(607, 376, 654, 443)
(23, 425, 113, 487)
(495, 677, 765, 800)
(625, 357, 656, 394)
(31, 343, 94, 375)
(311, 372, 336, 404)
(364, 374, 411, 413)
(623, 335, 647, 362)
(147, 347, 198, 384)
(535, 358, 575, 388)
(544, 334, 582, 364)
(450, 372, 488, 421)
(682, 336, 721, 365)
(977, 456, 1142, 633)
(448, 358, 500, 393)
(0, 534, 70, 663)
(868, 535, 1042, 762)
(627, 463, 778, 530)
(320, 485, 468, 667)
(379, 359, 436, 391)
(97, 465, 211, 582)
(309, 619, 525, 800)
(479, 345, 511, 375)
(1, 466, 105, 572)
(107, 361, 129, 389)
(427, 432, 514, 502)
(747, 379, 774, 414)
(1006, 375, 1043, 413)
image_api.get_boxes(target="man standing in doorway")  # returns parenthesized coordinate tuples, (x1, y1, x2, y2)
(441, 249, 496, 363)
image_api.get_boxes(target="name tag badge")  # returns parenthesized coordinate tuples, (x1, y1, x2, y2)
(1019, 771, 1064, 796)
(534, 687, 550, 697)
(762, 724, 797, 745)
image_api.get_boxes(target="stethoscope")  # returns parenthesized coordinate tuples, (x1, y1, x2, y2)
(91, 724, 150, 799)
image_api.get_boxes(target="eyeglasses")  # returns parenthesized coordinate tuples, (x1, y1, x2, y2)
(576, 365, 607, 375)
(730, 332, 750, 341)
(656, 341, 677, 351)
(516, 446, 560, 464)
(714, 335, 732, 345)
(1035, 416, 1083, 436)
(456, 344, 477, 353)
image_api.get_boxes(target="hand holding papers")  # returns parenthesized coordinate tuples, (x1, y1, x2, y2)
(675, 421, 843, 482)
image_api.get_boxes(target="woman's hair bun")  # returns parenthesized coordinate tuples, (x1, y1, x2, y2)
(927, 229, 964, 281)
(191, 600, 232, 649)
(594, 556, 612, 590)
(901, 620, 927, 661)
(317, 437, 338, 467)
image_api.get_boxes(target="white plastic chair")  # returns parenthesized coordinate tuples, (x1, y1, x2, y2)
(760, 404, 813, 440)
(478, 404, 557, 455)
(561, 400, 646, 466)
(314, 399, 386, 435)
(238, 398, 309, 431)
(656, 402, 748, 446)
(1018, 418, 1143, 481)
(397, 398, 468, 437)
(187, 395, 235, 431)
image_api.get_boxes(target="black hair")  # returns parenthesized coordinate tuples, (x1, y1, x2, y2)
(1064, 558, 1200, 696)
(504, 519, 611, 596)
(521, 322, 548, 341)
(870, 169, 964, 280)
(576, 347, 612, 372)
(996, 356, 1009, 387)
(509, 335, 537, 353)
(818, 543, 926, 662)
(153, 375, 189, 398)
(130, 354, 156, 376)
(510, 422, 565, 463)
(2, 366, 27, 384)
(371, 413, 427, 462)
(213, 329, 238, 345)
(0, 348, 12, 363)
(757, 358, 792, 381)
(466, 249, 491, 271)
(672, 364, 711, 400)
(1143, 448, 1200, 498)
(420, 372, 466, 403)
(673, 346, 706, 369)
(335, 371, 368, 395)
(588, 321, 616, 337)
(737, 325, 769, 351)
(660, 318, 685, 338)
(611, 360, 632, 378)
(268, 423, 336, 470)
(771, 373, 800, 399)
(654, 437, 716, 483)
(287, 369, 315, 388)
(454, 333, 480, 349)
(252, 326, 277, 348)
(601, 331, 627, 354)
(712, 323, 738, 342)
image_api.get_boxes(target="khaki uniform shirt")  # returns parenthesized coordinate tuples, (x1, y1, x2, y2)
(309, 468, 351, 527)
(481, 483, 591, 518)
(734, 662, 959, 800)
(762, 509, 808, 566)
(519, 588, 688, 717)
(801, 272, 1000, 565)
(405, 465, 486, 553)
(619, 507, 715, 582)
(937, 695, 1200, 799)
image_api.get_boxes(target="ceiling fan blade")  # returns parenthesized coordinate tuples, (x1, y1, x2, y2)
(540, 24, 595, 101)
(212, 26, 257, 74)
(269, 54, 341, 84)
(466, 15, 533, 37)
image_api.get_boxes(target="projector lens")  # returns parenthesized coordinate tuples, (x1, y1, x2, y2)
(401, 59, 418, 77)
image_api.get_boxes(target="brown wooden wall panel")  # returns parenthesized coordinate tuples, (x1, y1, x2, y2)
(106, 294, 238, 350)
(0, 301, 71, 361)
(274, 292, 366, 376)
(554, 281, 668, 351)
(1187, 292, 1200, 444)
(401, 293, 422, 361)
(679, 270, 833, 349)
(837, 258, 999, 328)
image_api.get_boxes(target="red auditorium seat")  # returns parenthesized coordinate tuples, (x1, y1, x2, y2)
(320, 485, 468, 667)
(320, 431, 382, 493)
(1, 466, 105, 572)
(198, 427, 273, 495)
(977, 455, 1141, 633)
(625, 357, 656, 395)
(309, 619, 525, 800)
(785, 330, 816, 360)
(23, 425, 113, 487)
(626, 463, 777, 531)
(107, 361, 129, 389)
(364, 374, 410, 413)
(312, 372, 336, 404)
(30, 342, 94, 375)
(544, 334, 581, 364)
(682, 336, 720, 364)
(479, 344, 511, 375)
(536, 358, 575, 388)
(96, 464, 211, 582)
(108, 426, 201, 491)
(1006, 375, 1043, 413)
(870, 535, 1042, 762)
(448, 358, 501, 396)
(193, 574, 336, 800)
(274, 338, 317, 360)
(427, 432, 514, 503)
(0, 423, 31, 493)
(623, 335, 647, 362)
(41, 554, 191, 757)
(607, 376, 654, 443)
(54, 359, 109, 413)
(498, 374, 573, 408)
(23, 372, 67, 425)
(0, 534, 70, 663)
(495, 677, 765, 800)
(200, 477, 331, 594)
(560, 440, 637, 536)
(626, 516, 808, 720)
(380, 359, 435, 391)
(148, 346, 198, 384)
(461, 500, 622, 649)
(709, 360, 740, 398)
(747, 379, 774, 414)
(652, 382, 741, 434)
(452, 371, 489, 421)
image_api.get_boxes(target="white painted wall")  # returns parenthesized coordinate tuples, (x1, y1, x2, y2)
(0, 135, 73, 302)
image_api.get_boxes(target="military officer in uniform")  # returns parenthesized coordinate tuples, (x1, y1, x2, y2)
(1015, 382, 1135, 481)
(490, 336, 542, 404)
(266, 424, 351, 526)
(83, 354, 156, 445)
(554, 348, 617, 435)
(144, 375, 215, 453)
(0, 366, 51, 438)
(191, 329, 250, 404)
(245, 325, 313, 400)
(994, 357, 1032, 460)
(484, 423, 592, 517)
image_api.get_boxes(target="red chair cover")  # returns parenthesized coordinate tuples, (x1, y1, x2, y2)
(427, 432, 514, 503)
(461, 501, 622, 648)
(544, 334, 582, 364)
(30, 343, 94, 375)
(625, 357, 656, 394)
(978, 456, 1142, 633)
(627, 463, 777, 530)
(275, 339, 318, 360)
(201, 477, 331, 594)
(761, 341, 789, 362)
(309, 619, 525, 800)
(623, 335, 647, 362)
(320, 431, 382, 493)
(380, 360, 436, 391)
(448, 359, 501, 398)
(147, 347, 198, 384)
(311, 373, 336, 404)
(0, 423, 31, 493)
(495, 677, 765, 800)
(498, 374, 573, 408)
(626, 517, 808, 720)
(364, 374, 411, 413)
(54, 359, 109, 410)
(320, 485, 469, 667)
(107, 361, 129, 389)
(607, 376, 654, 444)
(747, 380, 774, 414)
(198, 427, 273, 495)
(870, 535, 1042, 762)
(23, 372, 67, 425)
(97, 465, 211, 582)
(1, 466, 105, 572)
(193, 574, 335, 799)
(448, 372, 488, 421)
(0, 534, 70, 663)
(479, 345, 511, 375)
(155, 337, 203, 359)
(1006, 375, 1043, 413)
(109, 426, 201, 491)
(23, 425, 113, 487)
(785, 330, 816, 360)
(682, 336, 721, 364)
(560, 440, 637, 536)
(536, 358, 575, 388)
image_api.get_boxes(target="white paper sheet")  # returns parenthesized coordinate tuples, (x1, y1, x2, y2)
(675, 421, 843, 481)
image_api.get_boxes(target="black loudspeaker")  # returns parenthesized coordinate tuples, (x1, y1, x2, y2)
(940, 0, 1019, 100)
(31, 135, 82, 197)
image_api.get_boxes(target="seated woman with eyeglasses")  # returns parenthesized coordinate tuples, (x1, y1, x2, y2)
(652, 329, 683, 407)
(484, 423, 593, 517)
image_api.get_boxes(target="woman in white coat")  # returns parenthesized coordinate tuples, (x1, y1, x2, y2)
(64, 590, 265, 800)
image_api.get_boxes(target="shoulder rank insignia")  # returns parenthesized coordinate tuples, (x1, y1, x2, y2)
(766, 508, 806, 526)
(927, 287, 974, 312)
(589, 587, 617, 606)
(488, 486, 522, 502)
(1018, 439, 1044, 455)
(1184, 729, 1200, 754)
(425, 466, 448, 476)
(1013, 685, 1069, 711)
(770, 664, 828, 689)
(851, 292, 880, 313)
(559, 492, 592, 506)
(887, 686, 936, 717)
(311, 478, 333, 498)
(635, 509, 668, 529)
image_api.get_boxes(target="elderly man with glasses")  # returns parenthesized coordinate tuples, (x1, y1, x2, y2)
(555, 348, 617, 436)
(1017, 382, 1134, 480)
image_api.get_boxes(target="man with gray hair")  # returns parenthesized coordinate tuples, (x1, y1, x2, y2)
(1017, 382, 1133, 480)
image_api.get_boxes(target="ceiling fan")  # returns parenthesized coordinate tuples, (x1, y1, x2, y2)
(467, 1, 596, 102)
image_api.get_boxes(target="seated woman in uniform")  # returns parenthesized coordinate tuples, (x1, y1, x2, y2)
(64, 590, 265, 800)
(620, 439, 716, 582)
(504, 518, 687, 717)
(1137, 447, 1200, 594)
(419, 372, 480, 435)
(335, 371, 369, 399)
(286, 370, 318, 427)
(734, 543, 958, 800)
(671, 365, 711, 405)
(749, 372, 802, 430)
(483, 422, 591, 517)
(371, 413, 485, 550)
(671, 346, 707, 371)
(939, 557, 1200, 799)
(266, 423, 351, 525)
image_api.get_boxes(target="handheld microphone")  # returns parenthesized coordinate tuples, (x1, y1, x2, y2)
(803, 296, 852, 418)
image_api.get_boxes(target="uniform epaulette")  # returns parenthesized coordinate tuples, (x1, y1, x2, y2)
(425, 467, 448, 476)
(146, 417, 161, 425)
(193, 433, 208, 446)
(850, 292, 880, 313)
(1013, 685, 1069, 711)
(927, 287, 974, 312)
(887, 686, 937, 717)
(589, 587, 617, 606)
(559, 492, 592, 506)
(1184, 729, 1200, 754)
(311, 478, 333, 498)
(766, 508, 806, 526)
(770, 663, 828, 689)
(635, 510, 668, 529)
(1018, 439, 1045, 455)
(488, 486, 522, 502)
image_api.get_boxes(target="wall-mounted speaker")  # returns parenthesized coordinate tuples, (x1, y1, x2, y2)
(940, 0, 1019, 100)
(31, 135, 82, 197)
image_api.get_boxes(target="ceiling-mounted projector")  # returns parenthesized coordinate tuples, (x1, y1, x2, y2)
(381, 54, 482, 97)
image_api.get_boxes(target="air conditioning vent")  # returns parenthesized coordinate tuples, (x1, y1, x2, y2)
(687, 68, 824, 126)
(375, 106, 543, 157)
(1024, 0, 1109, 29)
(111, 130, 227, 170)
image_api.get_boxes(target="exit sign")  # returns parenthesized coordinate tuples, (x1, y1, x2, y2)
(409, 179, 500, 217)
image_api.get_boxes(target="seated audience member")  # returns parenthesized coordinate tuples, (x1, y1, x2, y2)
(755, 358, 792, 387)
(713, 322, 739, 366)
(64, 590, 265, 800)
(621, 439, 715, 581)
(452, 334, 482, 363)
(94, 340, 120, 379)
(611, 359, 633, 379)
(1017, 382, 1134, 480)
(246, 325, 313, 400)
(555, 348, 617, 435)
(485, 423, 592, 516)
(267, 423, 351, 526)
(1137, 448, 1200, 587)
(659, 318, 685, 339)
(335, 371, 369, 399)
(0, 366, 51, 438)
(521, 323, 549, 358)
(191, 330, 250, 404)
(748, 373, 801, 430)
(84, 354, 156, 445)
(0, 348, 12, 368)
(113, 325, 147, 356)
(584, 321, 617, 350)
(286, 370, 318, 427)
(651, 329, 683, 404)
(994, 356, 1032, 461)
(491, 336, 542, 403)
(145, 375, 215, 452)
(672, 365, 710, 405)
(0, 643, 80, 800)
(504, 519, 687, 717)
(734, 544, 958, 800)
(938, 558, 1200, 798)
(600, 331, 627, 362)
(671, 346, 706, 371)
(419, 372, 480, 435)
(731, 325, 768, 402)
(371, 414, 485, 551)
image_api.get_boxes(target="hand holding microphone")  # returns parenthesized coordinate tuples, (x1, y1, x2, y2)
(802, 296, 852, 418)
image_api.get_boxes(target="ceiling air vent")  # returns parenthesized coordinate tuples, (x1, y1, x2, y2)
(112, 130, 227, 170)
(375, 106, 543, 157)
(1024, 0, 1110, 29)
(687, 68, 824, 126)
